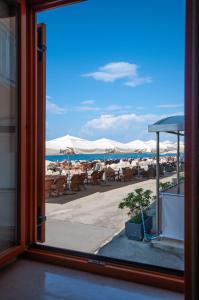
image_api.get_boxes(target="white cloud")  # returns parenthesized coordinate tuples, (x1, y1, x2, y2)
(74, 105, 100, 112)
(46, 99, 68, 115)
(81, 100, 96, 105)
(75, 103, 131, 113)
(156, 104, 183, 108)
(81, 112, 183, 139)
(82, 62, 136, 82)
(82, 113, 159, 132)
(82, 62, 152, 87)
(46, 99, 130, 114)
(125, 76, 152, 87)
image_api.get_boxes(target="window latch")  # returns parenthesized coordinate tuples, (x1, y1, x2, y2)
(37, 215, 46, 227)
(87, 259, 106, 266)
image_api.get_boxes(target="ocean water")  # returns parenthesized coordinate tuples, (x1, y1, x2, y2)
(46, 152, 176, 162)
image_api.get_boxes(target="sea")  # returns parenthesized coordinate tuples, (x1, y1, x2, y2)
(46, 152, 176, 162)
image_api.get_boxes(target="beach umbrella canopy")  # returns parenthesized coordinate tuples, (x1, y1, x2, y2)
(46, 148, 62, 156)
(46, 135, 81, 150)
(126, 139, 178, 153)
(161, 140, 177, 152)
(46, 134, 108, 155)
(94, 138, 131, 153)
(46, 134, 182, 155)
(174, 141, 184, 152)
(145, 140, 170, 153)
(125, 140, 151, 153)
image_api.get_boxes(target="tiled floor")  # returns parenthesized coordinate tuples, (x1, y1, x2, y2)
(0, 259, 183, 300)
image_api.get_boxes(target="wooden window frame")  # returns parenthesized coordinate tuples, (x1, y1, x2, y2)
(10, 0, 197, 296)
(0, 0, 27, 267)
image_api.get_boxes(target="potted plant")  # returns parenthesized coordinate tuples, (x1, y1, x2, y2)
(159, 181, 172, 191)
(119, 188, 153, 241)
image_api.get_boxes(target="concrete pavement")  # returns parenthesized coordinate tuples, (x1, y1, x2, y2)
(45, 175, 176, 254)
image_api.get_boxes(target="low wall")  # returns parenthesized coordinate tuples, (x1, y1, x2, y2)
(160, 184, 184, 241)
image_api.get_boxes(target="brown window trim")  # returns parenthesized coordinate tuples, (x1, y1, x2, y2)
(23, 0, 193, 294)
(0, 246, 25, 267)
(18, 0, 27, 251)
(23, 245, 184, 293)
(27, 0, 86, 12)
(29, 243, 184, 277)
(0, 0, 27, 268)
(184, 0, 199, 299)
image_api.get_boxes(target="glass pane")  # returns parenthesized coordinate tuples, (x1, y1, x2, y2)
(38, 0, 185, 272)
(0, 0, 18, 252)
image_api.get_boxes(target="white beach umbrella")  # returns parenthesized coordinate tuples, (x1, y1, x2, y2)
(145, 140, 169, 153)
(125, 140, 151, 153)
(46, 135, 81, 151)
(46, 148, 62, 156)
(46, 134, 181, 156)
(94, 138, 130, 153)
(46, 134, 107, 155)
(174, 141, 184, 152)
(161, 140, 177, 152)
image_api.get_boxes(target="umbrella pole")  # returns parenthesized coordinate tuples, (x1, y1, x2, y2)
(177, 132, 180, 194)
(103, 150, 109, 186)
(102, 149, 112, 186)
(138, 157, 140, 177)
(67, 153, 71, 190)
(65, 149, 76, 195)
(104, 152, 107, 184)
(156, 132, 160, 234)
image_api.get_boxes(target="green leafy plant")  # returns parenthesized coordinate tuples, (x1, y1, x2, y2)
(159, 181, 172, 191)
(119, 188, 153, 224)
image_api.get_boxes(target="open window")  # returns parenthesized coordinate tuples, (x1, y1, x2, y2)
(2, 0, 199, 297)
(26, 0, 185, 291)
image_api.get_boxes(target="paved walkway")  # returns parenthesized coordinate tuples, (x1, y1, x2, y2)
(98, 230, 184, 270)
(44, 174, 184, 270)
(45, 176, 175, 253)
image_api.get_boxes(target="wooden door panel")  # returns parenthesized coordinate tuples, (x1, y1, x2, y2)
(37, 24, 46, 242)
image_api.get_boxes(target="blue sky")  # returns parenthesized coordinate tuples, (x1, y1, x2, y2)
(37, 0, 185, 142)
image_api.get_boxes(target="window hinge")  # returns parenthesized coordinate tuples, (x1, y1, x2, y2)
(37, 215, 46, 227)
(37, 44, 47, 53)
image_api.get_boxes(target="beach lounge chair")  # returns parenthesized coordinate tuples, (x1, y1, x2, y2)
(105, 167, 116, 181)
(164, 164, 175, 172)
(80, 163, 88, 172)
(51, 175, 67, 196)
(45, 178, 55, 198)
(70, 174, 81, 191)
(78, 173, 87, 189)
(159, 164, 165, 176)
(120, 168, 133, 181)
(145, 166, 156, 178)
(90, 170, 104, 185)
